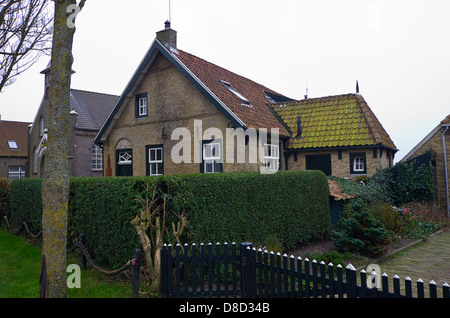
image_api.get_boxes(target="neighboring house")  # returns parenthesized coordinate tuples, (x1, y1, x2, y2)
(272, 93, 398, 179)
(0, 117, 30, 180)
(400, 114, 450, 217)
(95, 22, 397, 180)
(28, 63, 119, 178)
(95, 21, 292, 176)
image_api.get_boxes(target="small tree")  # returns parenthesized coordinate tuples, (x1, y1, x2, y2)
(131, 184, 187, 296)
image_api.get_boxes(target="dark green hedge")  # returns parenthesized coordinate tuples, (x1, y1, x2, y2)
(171, 171, 330, 249)
(8, 170, 330, 268)
(0, 178, 10, 220)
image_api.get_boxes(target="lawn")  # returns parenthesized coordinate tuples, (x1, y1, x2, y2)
(0, 227, 134, 298)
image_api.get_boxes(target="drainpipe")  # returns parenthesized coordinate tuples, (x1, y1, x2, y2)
(442, 125, 450, 218)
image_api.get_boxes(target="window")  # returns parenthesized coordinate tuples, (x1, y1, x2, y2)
(220, 80, 251, 106)
(350, 152, 366, 174)
(33, 148, 38, 173)
(8, 141, 18, 149)
(147, 145, 163, 176)
(39, 117, 45, 137)
(91, 145, 103, 171)
(116, 149, 133, 176)
(263, 144, 279, 172)
(118, 150, 132, 164)
(8, 166, 25, 181)
(201, 140, 222, 173)
(135, 93, 148, 117)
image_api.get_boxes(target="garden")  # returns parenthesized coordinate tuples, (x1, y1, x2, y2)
(0, 159, 448, 298)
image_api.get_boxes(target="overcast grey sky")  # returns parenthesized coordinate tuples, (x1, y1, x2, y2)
(0, 0, 449, 163)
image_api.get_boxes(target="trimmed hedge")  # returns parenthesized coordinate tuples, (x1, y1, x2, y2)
(0, 178, 10, 219)
(8, 170, 330, 268)
(172, 171, 330, 249)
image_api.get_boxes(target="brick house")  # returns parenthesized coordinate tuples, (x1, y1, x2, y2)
(95, 22, 396, 180)
(0, 117, 30, 180)
(28, 63, 119, 177)
(272, 93, 398, 179)
(95, 22, 292, 176)
(400, 114, 450, 216)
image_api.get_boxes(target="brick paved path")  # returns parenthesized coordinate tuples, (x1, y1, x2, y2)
(375, 229, 450, 296)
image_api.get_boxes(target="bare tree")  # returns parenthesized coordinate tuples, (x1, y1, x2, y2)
(0, 0, 53, 92)
(40, 0, 85, 298)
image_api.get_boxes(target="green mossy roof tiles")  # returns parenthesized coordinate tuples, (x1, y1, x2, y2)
(272, 93, 397, 151)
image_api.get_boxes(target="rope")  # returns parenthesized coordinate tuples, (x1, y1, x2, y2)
(4, 214, 138, 277)
(76, 242, 134, 276)
(3, 215, 42, 238)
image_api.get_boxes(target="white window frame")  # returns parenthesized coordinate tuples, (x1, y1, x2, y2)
(353, 156, 365, 172)
(8, 166, 25, 180)
(148, 147, 163, 176)
(33, 148, 38, 173)
(118, 151, 132, 165)
(39, 117, 45, 137)
(138, 96, 148, 116)
(264, 143, 280, 172)
(203, 142, 221, 173)
(8, 140, 18, 149)
(91, 145, 103, 171)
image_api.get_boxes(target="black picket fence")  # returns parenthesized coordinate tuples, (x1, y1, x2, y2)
(160, 242, 450, 298)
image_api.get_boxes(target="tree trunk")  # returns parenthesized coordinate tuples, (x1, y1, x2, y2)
(40, 0, 78, 298)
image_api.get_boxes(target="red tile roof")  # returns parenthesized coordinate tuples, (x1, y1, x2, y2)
(0, 120, 30, 157)
(175, 49, 291, 136)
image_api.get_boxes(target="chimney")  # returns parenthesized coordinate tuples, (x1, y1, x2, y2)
(156, 20, 177, 50)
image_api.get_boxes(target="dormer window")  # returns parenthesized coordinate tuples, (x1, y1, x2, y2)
(8, 141, 18, 149)
(220, 80, 251, 106)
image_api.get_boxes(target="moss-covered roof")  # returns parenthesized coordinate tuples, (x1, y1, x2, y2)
(272, 93, 397, 151)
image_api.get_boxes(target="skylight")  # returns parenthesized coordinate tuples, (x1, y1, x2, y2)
(8, 141, 18, 149)
(220, 80, 250, 105)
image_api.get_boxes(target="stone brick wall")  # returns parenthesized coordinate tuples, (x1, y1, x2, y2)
(287, 147, 394, 180)
(0, 157, 27, 179)
(404, 126, 450, 212)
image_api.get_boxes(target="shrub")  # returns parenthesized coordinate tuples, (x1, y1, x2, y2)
(0, 178, 10, 218)
(392, 160, 433, 206)
(331, 199, 391, 256)
(8, 170, 330, 268)
(368, 202, 404, 238)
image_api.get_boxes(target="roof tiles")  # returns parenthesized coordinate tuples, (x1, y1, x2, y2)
(175, 49, 292, 136)
(272, 93, 397, 150)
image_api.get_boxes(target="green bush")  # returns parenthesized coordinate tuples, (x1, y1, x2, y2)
(173, 171, 330, 250)
(8, 178, 42, 234)
(9, 170, 330, 268)
(0, 178, 10, 218)
(331, 199, 391, 256)
(392, 160, 434, 206)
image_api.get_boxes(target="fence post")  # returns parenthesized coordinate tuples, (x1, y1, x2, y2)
(240, 242, 254, 298)
(133, 248, 141, 298)
(345, 264, 357, 298)
(80, 234, 87, 270)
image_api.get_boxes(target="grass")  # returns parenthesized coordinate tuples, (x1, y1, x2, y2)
(0, 227, 134, 298)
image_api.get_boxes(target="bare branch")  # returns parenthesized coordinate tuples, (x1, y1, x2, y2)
(0, 0, 53, 92)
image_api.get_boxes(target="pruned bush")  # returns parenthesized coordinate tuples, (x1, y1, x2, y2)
(9, 170, 330, 268)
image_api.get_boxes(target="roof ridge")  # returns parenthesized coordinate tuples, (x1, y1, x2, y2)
(70, 88, 120, 97)
(272, 92, 358, 106)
